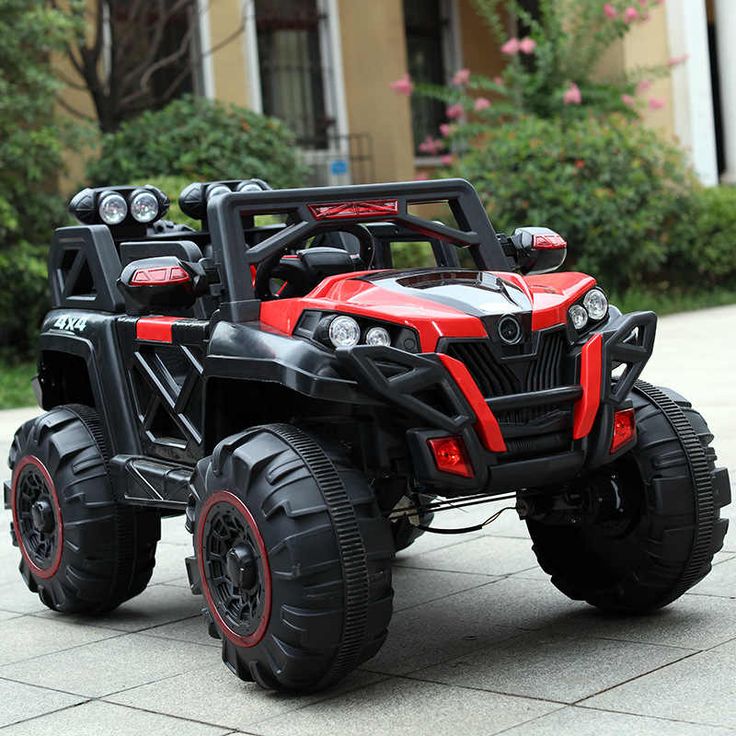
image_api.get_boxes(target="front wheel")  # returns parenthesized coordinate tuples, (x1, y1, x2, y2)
(188, 423, 394, 692)
(528, 383, 731, 613)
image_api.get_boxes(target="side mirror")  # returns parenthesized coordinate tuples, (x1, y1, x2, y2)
(511, 227, 567, 275)
(118, 256, 208, 310)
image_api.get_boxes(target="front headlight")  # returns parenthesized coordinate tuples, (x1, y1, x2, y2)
(328, 316, 361, 348)
(583, 288, 608, 321)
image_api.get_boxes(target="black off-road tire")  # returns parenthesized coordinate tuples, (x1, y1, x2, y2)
(8, 405, 160, 613)
(188, 423, 394, 692)
(528, 384, 731, 613)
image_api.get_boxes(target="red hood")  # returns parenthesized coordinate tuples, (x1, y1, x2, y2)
(259, 269, 595, 351)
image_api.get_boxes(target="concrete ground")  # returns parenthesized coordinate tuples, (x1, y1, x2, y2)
(0, 305, 734, 735)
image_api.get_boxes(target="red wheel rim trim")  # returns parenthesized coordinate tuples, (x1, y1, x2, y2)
(11, 455, 64, 579)
(197, 490, 272, 648)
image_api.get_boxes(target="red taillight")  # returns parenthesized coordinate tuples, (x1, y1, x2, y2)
(610, 408, 636, 453)
(532, 233, 567, 249)
(308, 199, 399, 220)
(428, 436, 474, 478)
(131, 265, 190, 286)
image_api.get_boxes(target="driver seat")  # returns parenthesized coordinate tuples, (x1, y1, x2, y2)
(275, 247, 362, 297)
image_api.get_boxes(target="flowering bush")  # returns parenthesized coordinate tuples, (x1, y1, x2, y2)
(391, 0, 681, 153)
(450, 115, 697, 291)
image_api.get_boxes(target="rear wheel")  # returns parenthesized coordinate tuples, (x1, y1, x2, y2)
(188, 423, 394, 692)
(8, 405, 160, 613)
(527, 383, 731, 613)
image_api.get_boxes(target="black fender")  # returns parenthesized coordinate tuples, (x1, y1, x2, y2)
(205, 321, 375, 405)
(38, 310, 141, 456)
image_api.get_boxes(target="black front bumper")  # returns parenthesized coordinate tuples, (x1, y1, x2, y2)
(336, 310, 656, 494)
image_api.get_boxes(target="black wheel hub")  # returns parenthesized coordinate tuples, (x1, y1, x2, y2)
(203, 503, 266, 637)
(226, 542, 258, 591)
(15, 466, 59, 570)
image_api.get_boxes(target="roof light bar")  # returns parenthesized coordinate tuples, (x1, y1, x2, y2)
(308, 199, 399, 221)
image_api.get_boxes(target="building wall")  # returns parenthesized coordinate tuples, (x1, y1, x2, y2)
(337, 0, 415, 183)
(206, 0, 249, 107)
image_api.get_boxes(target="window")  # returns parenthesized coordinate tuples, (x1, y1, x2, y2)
(403, 0, 458, 155)
(255, 0, 331, 149)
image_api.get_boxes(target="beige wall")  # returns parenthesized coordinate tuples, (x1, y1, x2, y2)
(337, 0, 415, 183)
(207, 0, 249, 107)
(457, 0, 505, 81)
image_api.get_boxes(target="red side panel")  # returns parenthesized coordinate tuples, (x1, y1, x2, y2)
(136, 316, 180, 343)
(439, 354, 507, 453)
(573, 332, 603, 439)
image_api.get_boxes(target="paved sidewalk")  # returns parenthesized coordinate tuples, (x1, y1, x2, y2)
(0, 305, 734, 735)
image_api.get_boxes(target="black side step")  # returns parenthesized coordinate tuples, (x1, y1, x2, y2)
(111, 455, 193, 510)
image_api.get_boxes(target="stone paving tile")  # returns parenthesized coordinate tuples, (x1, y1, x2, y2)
(0, 633, 216, 697)
(396, 535, 538, 576)
(390, 564, 496, 612)
(361, 584, 522, 675)
(499, 705, 736, 736)
(138, 607, 216, 649)
(411, 629, 694, 704)
(0, 678, 87, 728)
(32, 580, 202, 633)
(148, 542, 191, 586)
(0, 700, 230, 736)
(580, 638, 736, 729)
(689, 555, 736, 599)
(544, 591, 736, 650)
(0, 615, 119, 666)
(107, 664, 384, 731)
(0, 577, 48, 614)
(248, 677, 561, 736)
(398, 576, 582, 632)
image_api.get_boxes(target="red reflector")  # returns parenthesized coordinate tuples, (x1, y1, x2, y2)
(308, 199, 399, 220)
(428, 436, 474, 478)
(532, 233, 567, 249)
(610, 408, 636, 453)
(131, 266, 190, 286)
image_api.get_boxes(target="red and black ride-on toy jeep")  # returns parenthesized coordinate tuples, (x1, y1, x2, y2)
(5, 178, 730, 691)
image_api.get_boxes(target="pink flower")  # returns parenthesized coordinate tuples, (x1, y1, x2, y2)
(563, 82, 582, 105)
(493, 76, 504, 86)
(668, 53, 689, 66)
(414, 172, 430, 181)
(501, 37, 520, 55)
(474, 97, 491, 112)
(389, 73, 413, 96)
(637, 79, 652, 94)
(603, 3, 617, 19)
(440, 154, 455, 166)
(518, 37, 537, 54)
(621, 94, 636, 106)
(624, 6, 638, 22)
(446, 103, 464, 120)
(439, 123, 454, 137)
(418, 136, 443, 155)
(649, 97, 666, 110)
(638, 0, 647, 6)
(452, 68, 471, 86)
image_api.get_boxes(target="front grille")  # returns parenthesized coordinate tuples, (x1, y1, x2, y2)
(443, 330, 573, 457)
(444, 330, 566, 398)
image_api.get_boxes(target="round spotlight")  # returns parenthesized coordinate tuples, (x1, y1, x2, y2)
(569, 304, 589, 330)
(130, 191, 160, 223)
(207, 184, 231, 200)
(365, 326, 391, 347)
(237, 181, 264, 193)
(497, 315, 522, 345)
(328, 316, 361, 348)
(98, 192, 128, 225)
(583, 288, 608, 321)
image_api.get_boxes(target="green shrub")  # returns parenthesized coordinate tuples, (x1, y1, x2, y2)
(450, 114, 696, 290)
(0, 242, 48, 359)
(668, 186, 736, 285)
(87, 95, 308, 189)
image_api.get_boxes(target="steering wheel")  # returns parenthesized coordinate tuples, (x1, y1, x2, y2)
(254, 223, 375, 301)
